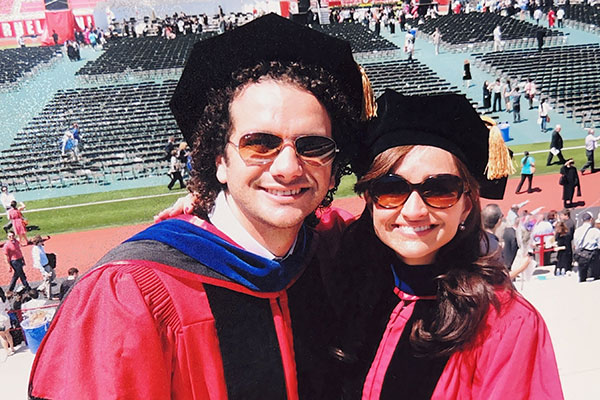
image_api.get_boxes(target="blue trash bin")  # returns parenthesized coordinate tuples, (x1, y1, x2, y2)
(499, 122, 513, 142)
(22, 320, 50, 354)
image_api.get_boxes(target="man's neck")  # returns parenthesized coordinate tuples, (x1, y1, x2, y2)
(210, 191, 300, 259)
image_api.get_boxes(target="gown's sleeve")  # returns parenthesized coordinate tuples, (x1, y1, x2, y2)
(29, 264, 176, 400)
(434, 295, 564, 400)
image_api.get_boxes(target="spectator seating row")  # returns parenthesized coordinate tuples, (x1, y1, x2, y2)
(0, 46, 62, 89)
(313, 22, 399, 54)
(363, 59, 459, 98)
(0, 80, 184, 191)
(562, 4, 600, 33)
(473, 44, 600, 128)
(75, 32, 216, 78)
(418, 13, 564, 52)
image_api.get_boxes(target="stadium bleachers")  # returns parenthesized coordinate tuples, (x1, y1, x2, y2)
(363, 59, 459, 97)
(313, 23, 400, 57)
(75, 33, 216, 80)
(563, 4, 600, 33)
(0, 46, 62, 90)
(0, 80, 182, 191)
(418, 13, 565, 52)
(473, 43, 600, 128)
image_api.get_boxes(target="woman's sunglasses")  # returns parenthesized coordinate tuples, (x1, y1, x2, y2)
(228, 132, 338, 166)
(368, 174, 465, 209)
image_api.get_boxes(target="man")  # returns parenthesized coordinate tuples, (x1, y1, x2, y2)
(536, 28, 545, 51)
(493, 25, 503, 52)
(3, 231, 31, 293)
(70, 122, 81, 160)
(59, 267, 79, 300)
(573, 212, 600, 282)
(481, 204, 505, 264)
(547, 124, 566, 165)
(502, 214, 519, 270)
(29, 14, 371, 399)
(581, 128, 600, 174)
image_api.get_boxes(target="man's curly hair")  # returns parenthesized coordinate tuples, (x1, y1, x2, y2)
(187, 60, 361, 222)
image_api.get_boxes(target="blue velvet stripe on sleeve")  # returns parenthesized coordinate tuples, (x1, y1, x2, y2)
(125, 219, 311, 293)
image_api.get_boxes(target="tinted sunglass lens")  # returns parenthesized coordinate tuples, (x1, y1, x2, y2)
(372, 177, 411, 208)
(420, 176, 463, 208)
(296, 136, 337, 165)
(238, 133, 282, 162)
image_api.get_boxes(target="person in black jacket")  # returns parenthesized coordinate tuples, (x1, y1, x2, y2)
(547, 125, 566, 165)
(560, 159, 581, 208)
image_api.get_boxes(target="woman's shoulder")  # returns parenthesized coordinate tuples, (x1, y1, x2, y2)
(485, 290, 545, 334)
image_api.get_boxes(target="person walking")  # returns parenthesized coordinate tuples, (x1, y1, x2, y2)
(463, 59, 472, 88)
(31, 235, 56, 299)
(166, 149, 185, 190)
(482, 81, 492, 110)
(538, 98, 551, 132)
(581, 128, 600, 174)
(3, 231, 31, 293)
(510, 86, 521, 122)
(7, 200, 28, 246)
(516, 151, 535, 193)
(432, 27, 441, 55)
(493, 24, 503, 51)
(559, 159, 581, 208)
(491, 79, 503, 112)
(547, 124, 566, 165)
(525, 78, 537, 109)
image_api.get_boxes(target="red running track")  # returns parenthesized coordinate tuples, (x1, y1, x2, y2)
(1, 172, 598, 286)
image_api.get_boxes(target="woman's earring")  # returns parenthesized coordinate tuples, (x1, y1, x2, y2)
(459, 222, 466, 231)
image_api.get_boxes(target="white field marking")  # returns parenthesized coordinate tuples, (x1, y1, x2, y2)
(2, 190, 187, 216)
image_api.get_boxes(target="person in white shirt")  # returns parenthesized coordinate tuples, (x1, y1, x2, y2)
(556, 8, 565, 28)
(31, 235, 55, 299)
(538, 97, 551, 132)
(1, 185, 16, 234)
(493, 25, 503, 51)
(573, 213, 600, 282)
(581, 128, 600, 174)
(533, 8, 543, 25)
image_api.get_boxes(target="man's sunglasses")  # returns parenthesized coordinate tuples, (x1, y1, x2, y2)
(368, 174, 465, 209)
(228, 132, 338, 166)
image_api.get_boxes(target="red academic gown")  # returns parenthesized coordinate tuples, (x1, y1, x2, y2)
(29, 214, 346, 400)
(363, 290, 564, 399)
(328, 213, 563, 400)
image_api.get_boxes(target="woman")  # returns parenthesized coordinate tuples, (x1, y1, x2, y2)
(515, 150, 535, 193)
(8, 200, 28, 245)
(482, 81, 491, 110)
(554, 221, 573, 276)
(538, 97, 551, 132)
(31, 235, 55, 299)
(559, 158, 581, 208)
(462, 59, 471, 88)
(0, 288, 14, 360)
(330, 91, 562, 399)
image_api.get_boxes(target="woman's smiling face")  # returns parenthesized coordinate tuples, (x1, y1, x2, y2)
(369, 146, 472, 265)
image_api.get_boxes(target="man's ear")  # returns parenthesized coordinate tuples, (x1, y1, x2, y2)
(216, 154, 228, 185)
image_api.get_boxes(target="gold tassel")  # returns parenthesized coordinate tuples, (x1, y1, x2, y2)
(358, 64, 377, 121)
(485, 125, 515, 179)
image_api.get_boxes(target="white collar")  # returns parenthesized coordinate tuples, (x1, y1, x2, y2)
(209, 191, 297, 261)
